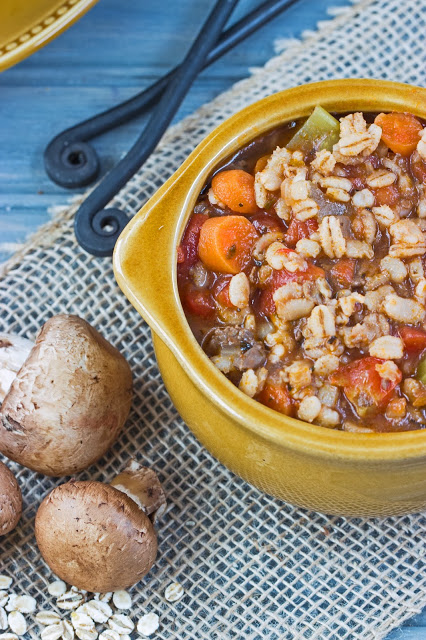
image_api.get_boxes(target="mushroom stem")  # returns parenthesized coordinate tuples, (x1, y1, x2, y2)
(0, 334, 34, 404)
(110, 460, 167, 522)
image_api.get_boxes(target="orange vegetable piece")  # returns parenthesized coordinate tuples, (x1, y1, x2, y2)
(198, 215, 259, 274)
(256, 381, 293, 416)
(375, 112, 423, 156)
(374, 184, 400, 206)
(211, 169, 258, 214)
(330, 258, 356, 287)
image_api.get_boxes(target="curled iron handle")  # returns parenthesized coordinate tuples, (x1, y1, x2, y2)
(74, 0, 239, 256)
(44, 0, 300, 190)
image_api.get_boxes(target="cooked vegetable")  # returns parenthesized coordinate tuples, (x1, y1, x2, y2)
(330, 258, 356, 287)
(198, 215, 258, 274)
(374, 184, 400, 206)
(331, 357, 401, 417)
(400, 327, 426, 353)
(182, 288, 215, 318)
(286, 106, 340, 153)
(284, 218, 318, 248)
(211, 169, 258, 214)
(416, 357, 426, 385)
(259, 263, 325, 317)
(375, 112, 423, 156)
(256, 381, 293, 416)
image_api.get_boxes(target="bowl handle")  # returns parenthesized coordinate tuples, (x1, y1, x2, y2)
(113, 167, 199, 359)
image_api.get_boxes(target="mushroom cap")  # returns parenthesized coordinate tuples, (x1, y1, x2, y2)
(0, 315, 132, 476)
(35, 481, 157, 592)
(0, 460, 22, 535)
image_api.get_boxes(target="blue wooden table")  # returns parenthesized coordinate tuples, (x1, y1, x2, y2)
(0, 1, 425, 636)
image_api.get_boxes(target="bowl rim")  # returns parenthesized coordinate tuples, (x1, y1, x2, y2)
(114, 78, 426, 463)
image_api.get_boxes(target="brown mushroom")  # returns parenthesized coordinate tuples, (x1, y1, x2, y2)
(35, 461, 166, 592)
(0, 460, 22, 535)
(0, 315, 132, 476)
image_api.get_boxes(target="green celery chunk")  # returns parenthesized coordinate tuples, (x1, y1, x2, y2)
(286, 106, 340, 153)
(416, 357, 426, 384)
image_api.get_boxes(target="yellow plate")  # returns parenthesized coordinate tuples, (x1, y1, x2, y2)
(0, 0, 99, 72)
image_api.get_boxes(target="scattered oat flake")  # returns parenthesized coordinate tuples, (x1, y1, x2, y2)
(5, 596, 18, 613)
(0, 578, 12, 591)
(74, 629, 97, 640)
(119, 635, 131, 640)
(112, 591, 131, 610)
(8, 611, 27, 637)
(0, 634, 18, 640)
(36, 611, 62, 626)
(84, 600, 112, 624)
(0, 608, 7, 631)
(164, 582, 184, 603)
(57, 592, 84, 610)
(48, 581, 67, 597)
(93, 593, 112, 604)
(62, 620, 75, 640)
(70, 612, 94, 632)
(137, 612, 159, 637)
(14, 595, 36, 614)
(99, 632, 120, 640)
(41, 623, 65, 640)
(108, 614, 134, 634)
(0, 594, 8, 609)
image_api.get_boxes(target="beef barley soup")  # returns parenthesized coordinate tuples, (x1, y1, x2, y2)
(177, 107, 426, 433)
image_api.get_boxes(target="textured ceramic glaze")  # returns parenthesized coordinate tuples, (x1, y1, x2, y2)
(0, 0, 98, 72)
(114, 79, 426, 517)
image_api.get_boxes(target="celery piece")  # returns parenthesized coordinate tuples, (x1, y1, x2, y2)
(416, 357, 426, 384)
(287, 106, 340, 153)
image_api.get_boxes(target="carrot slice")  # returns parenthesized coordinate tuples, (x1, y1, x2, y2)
(198, 215, 259, 274)
(375, 112, 423, 156)
(211, 170, 258, 214)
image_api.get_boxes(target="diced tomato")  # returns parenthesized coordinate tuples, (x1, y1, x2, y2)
(330, 259, 356, 287)
(258, 263, 325, 317)
(374, 184, 400, 206)
(213, 275, 233, 308)
(251, 213, 286, 235)
(256, 381, 293, 416)
(177, 213, 209, 280)
(181, 287, 215, 318)
(400, 327, 426, 353)
(330, 357, 402, 417)
(284, 218, 318, 249)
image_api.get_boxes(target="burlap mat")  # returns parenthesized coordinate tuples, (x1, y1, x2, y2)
(1, 1, 426, 638)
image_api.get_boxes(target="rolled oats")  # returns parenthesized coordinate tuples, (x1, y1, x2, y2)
(137, 613, 160, 637)
(108, 615, 134, 635)
(13, 595, 36, 614)
(62, 620, 75, 640)
(0, 596, 8, 609)
(84, 600, 112, 623)
(36, 612, 62, 626)
(41, 624, 65, 640)
(74, 629, 97, 640)
(0, 580, 12, 591)
(164, 582, 184, 603)
(70, 612, 95, 632)
(7, 612, 26, 637)
(99, 633, 120, 640)
(5, 597, 17, 613)
(0, 608, 7, 631)
(48, 581, 67, 598)
(57, 592, 84, 611)
(93, 594, 113, 604)
(0, 635, 18, 640)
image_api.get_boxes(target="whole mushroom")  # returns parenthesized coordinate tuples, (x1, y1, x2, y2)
(0, 460, 22, 535)
(0, 315, 132, 476)
(35, 461, 166, 592)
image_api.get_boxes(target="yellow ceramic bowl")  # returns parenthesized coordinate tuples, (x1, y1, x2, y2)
(0, 0, 99, 72)
(114, 79, 426, 517)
